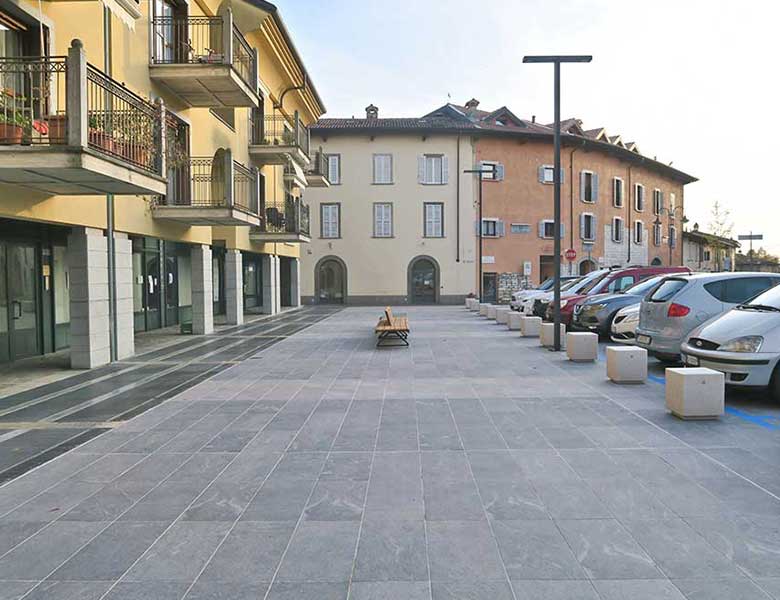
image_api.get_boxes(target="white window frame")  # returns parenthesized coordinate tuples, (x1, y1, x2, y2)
(320, 203, 340, 239)
(372, 153, 393, 185)
(541, 164, 555, 184)
(326, 154, 341, 185)
(581, 213, 596, 241)
(581, 170, 596, 203)
(703, 249, 712, 262)
(482, 218, 499, 238)
(653, 188, 662, 215)
(373, 202, 393, 238)
(510, 223, 530, 234)
(613, 177, 624, 208)
(423, 154, 444, 185)
(669, 192, 677, 220)
(653, 223, 662, 246)
(634, 183, 645, 212)
(670, 225, 677, 248)
(634, 220, 644, 245)
(612, 217, 623, 242)
(424, 202, 444, 238)
(541, 219, 557, 239)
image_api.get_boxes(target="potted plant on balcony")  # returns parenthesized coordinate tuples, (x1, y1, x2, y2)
(43, 113, 67, 144)
(0, 89, 30, 144)
(88, 113, 114, 154)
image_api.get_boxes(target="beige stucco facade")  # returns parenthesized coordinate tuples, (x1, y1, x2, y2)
(302, 133, 478, 304)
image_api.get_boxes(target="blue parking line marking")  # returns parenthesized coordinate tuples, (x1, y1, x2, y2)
(647, 373, 666, 385)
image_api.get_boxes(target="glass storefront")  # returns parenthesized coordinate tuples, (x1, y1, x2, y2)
(243, 253, 263, 313)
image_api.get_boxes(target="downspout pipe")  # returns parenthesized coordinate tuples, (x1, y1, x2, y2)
(104, 5, 117, 362)
(276, 73, 308, 112)
(456, 133, 461, 262)
(568, 141, 585, 274)
(626, 164, 633, 265)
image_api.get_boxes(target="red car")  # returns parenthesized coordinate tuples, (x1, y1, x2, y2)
(546, 266, 691, 325)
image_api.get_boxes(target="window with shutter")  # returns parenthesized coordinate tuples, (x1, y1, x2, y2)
(653, 189, 662, 215)
(511, 223, 530, 234)
(541, 220, 556, 239)
(424, 203, 444, 237)
(580, 171, 597, 202)
(482, 219, 498, 237)
(373, 154, 393, 184)
(326, 155, 341, 185)
(635, 184, 645, 212)
(373, 203, 392, 237)
(422, 154, 445, 184)
(581, 214, 595, 241)
(653, 223, 662, 246)
(613, 177, 624, 207)
(495, 163, 505, 181)
(320, 203, 340, 238)
(539, 165, 557, 184)
(612, 217, 623, 242)
(634, 220, 644, 245)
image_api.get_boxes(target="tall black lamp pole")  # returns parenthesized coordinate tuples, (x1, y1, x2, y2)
(465, 164, 497, 302)
(523, 55, 592, 351)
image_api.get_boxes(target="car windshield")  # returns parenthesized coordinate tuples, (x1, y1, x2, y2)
(538, 279, 556, 291)
(739, 281, 780, 310)
(621, 276, 664, 296)
(560, 278, 583, 291)
(577, 272, 610, 295)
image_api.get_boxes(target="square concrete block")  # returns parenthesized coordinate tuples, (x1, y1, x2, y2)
(479, 303, 491, 316)
(606, 345, 647, 383)
(665, 367, 725, 420)
(540, 322, 567, 349)
(566, 332, 598, 361)
(520, 316, 542, 337)
(496, 307, 511, 324)
(469, 299, 479, 311)
(487, 305, 498, 320)
(508, 312, 523, 330)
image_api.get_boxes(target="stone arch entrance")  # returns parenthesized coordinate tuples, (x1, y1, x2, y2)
(578, 259, 597, 275)
(408, 255, 439, 304)
(651, 257, 663, 266)
(315, 256, 347, 304)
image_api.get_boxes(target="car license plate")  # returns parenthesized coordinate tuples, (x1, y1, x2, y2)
(685, 354, 699, 367)
(636, 334, 651, 345)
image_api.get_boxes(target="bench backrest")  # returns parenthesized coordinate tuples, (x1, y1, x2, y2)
(385, 306, 394, 323)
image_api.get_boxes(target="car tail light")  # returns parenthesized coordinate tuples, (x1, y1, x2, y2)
(667, 303, 690, 317)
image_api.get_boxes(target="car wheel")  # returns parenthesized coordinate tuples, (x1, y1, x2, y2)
(654, 354, 681, 365)
(770, 364, 780, 402)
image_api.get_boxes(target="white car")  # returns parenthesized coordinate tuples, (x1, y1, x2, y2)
(520, 270, 609, 316)
(681, 282, 780, 399)
(510, 277, 580, 311)
(610, 304, 640, 344)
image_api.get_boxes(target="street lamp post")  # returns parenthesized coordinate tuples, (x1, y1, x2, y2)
(653, 206, 687, 265)
(465, 163, 497, 302)
(523, 55, 591, 351)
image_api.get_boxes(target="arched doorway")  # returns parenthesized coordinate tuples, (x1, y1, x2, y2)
(579, 259, 597, 275)
(408, 256, 439, 304)
(651, 257, 663, 266)
(315, 256, 346, 304)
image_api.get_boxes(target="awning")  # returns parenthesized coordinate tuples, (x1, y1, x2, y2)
(100, 0, 141, 30)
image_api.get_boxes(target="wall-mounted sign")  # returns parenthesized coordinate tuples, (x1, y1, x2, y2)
(482, 256, 495, 264)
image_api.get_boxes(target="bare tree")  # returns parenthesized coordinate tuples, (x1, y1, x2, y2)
(708, 201, 734, 270)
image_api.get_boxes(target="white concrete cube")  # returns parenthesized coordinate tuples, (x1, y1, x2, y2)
(487, 305, 498, 320)
(665, 367, 724, 420)
(540, 322, 567, 349)
(479, 303, 491, 316)
(606, 345, 647, 383)
(520, 316, 542, 337)
(507, 312, 523, 330)
(566, 332, 598, 362)
(469, 299, 480, 312)
(496, 307, 511, 324)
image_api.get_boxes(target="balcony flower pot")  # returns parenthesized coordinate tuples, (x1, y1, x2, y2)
(44, 115, 67, 144)
(89, 129, 114, 154)
(113, 139, 151, 168)
(0, 122, 23, 144)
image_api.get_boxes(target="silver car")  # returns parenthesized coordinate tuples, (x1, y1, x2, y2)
(635, 272, 780, 362)
(681, 283, 780, 398)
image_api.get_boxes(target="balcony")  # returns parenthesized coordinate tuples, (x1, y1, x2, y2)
(250, 197, 310, 243)
(0, 40, 167, 195)
(152, 148, 260, 226)
(248, 114, 310, 167)
(305, 147, 330, 187)
(149, 9, 259, 108)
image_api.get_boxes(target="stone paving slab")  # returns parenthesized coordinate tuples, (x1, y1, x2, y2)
(0, 306, 779, 599)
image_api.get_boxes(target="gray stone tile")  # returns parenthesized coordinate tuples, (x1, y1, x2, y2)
(320, 452, 372, 481)
(622, 519, 742, 579)
(3, 480, 104, 522)
(512, 580, 600, 600)
(426, 521, 505, 582)
(672, 577, 771, 600)
(365, 453, 424, 519)
(0, 520, 47, 555)
(103, 581, 190, 600)
(579, 426, 640, 449)
(510, 451, 579, 482)
(757, 578, 780, 600)
(304, 479, 366, 521)
(0, 521, 105, 580)
(120, 481, 205, 522)
(592, 579, 686, 600)
(69, 453, 146, 483)
(242, 475, 317, 522)
(115, 453, 192, 484)
(276, 521, 360, 583)
(117, 430, 176, 453)
(466, 451, 525, 483)
(199, 521, 295, 582)
(168, 453, 235, 483)
(587, 477, 674, 520)
(123, 521, 231, 582)
(476, 478, 548, 521)
(556, 519, 661, 579)
(353, 519, 427, 582)
(185, 581, 269, 599)
(431, 581, 513, 600)
(492, 520, 584, 580)
(22, 581, 113, 600)
(50, 521, 167, 581)
(533, 481, 612, 519)
(0, 581, 37, 600)
(350, 581, 430, 600)
(559, 449, 626, 480)
(266, 582, 348, 600)
(538, 427, 596, 449)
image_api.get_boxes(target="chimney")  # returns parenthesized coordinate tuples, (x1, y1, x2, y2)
(464, 98, 480, 112)
(531, 115, 536, 123)
(693, 222, 699, 231)
(365, 104, 378, 120)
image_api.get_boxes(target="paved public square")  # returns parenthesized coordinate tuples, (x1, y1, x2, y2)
(1, 306, 780, 599)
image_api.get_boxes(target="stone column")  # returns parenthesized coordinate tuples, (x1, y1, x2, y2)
(289, 258, 301, 307)
(191, 244, 214, 335)
(114, 232, 134, 360)
(262, 254, 280, 315)
(68, 227, 110, 369)
(224, 248, 244, 325)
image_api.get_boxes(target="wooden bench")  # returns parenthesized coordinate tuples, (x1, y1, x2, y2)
(375, 307, 410, 347)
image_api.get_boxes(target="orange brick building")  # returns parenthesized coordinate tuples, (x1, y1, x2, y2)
(427, 101, 697, 303)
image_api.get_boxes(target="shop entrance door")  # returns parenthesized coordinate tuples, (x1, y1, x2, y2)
(0, 242, 40, 362)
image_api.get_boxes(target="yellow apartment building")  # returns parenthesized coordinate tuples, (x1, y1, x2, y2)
(0, 0, 326, 367)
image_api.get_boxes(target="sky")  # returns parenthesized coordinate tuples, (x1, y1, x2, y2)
(275, 0, 780, 255)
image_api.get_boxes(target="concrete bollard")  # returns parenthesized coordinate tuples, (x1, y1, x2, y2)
(496, 307, 511, 324)
(566, 332, 598, 361)
(540, 322, 567, 349)
(507, 312, 523, 330)
(487, 305, 498, 320)
(606, 345, 647, 383)
(665, 367, 724, 419)
(520, 316, 542, 337)
(479, 303, 491, 316)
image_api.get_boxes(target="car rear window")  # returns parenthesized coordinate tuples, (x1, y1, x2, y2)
(743, 280, 780, 309)
(649, 279, 687, 302)
(705, 277, 777, 304)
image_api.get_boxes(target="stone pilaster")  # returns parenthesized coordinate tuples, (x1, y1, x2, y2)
(191, 244, 214, 335)
(225, 249, 244, 325)
(262, 254, 280, 315)
(289, 257, 301, 307)
(114, 232, 134, 360)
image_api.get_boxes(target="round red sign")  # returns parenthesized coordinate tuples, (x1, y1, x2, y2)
(564, 248, 577, 261)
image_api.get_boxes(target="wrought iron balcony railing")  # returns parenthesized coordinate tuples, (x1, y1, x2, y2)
(150, 10, 257, 91)
(250, 114, 310, 156)
(256, 196, 309, 237)
(308, 147, 328, 178)
(0, 40, 164, 175)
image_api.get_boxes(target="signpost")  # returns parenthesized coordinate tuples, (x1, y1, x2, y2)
(738, 232, 763, 264)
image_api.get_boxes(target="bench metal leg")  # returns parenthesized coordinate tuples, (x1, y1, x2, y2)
(376, 330, 409, 347)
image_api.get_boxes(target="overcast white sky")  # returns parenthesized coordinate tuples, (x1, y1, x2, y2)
(277, 0, 780, 254)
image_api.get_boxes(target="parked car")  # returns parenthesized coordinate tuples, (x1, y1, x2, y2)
(681, 283, 780, 398)
(518, 277, 586, 314)
(635, 272, 780, 362)
(531, 269, 611, 318)
(611, 304, 641, 344)
(510, 276, 579, 311)
(571, 269, 690, 334)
